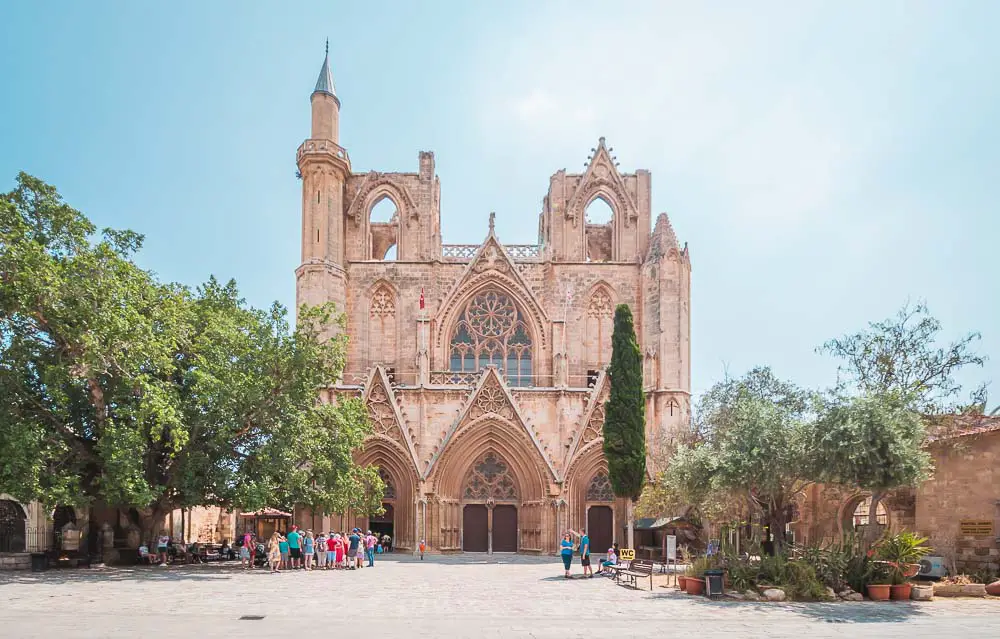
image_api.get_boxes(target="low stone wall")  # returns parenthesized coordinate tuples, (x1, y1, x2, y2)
(0, 553, 31, 571)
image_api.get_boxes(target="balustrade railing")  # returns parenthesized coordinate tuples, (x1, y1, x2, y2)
(296, 139, 350, 164)
(441, 244, 542, 261)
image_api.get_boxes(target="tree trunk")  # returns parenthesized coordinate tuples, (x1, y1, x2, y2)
(865, 491, 884, 547)
(626, 499, 634, 550)
(768, 506, 788, 555)
(140, 504, 169, 546)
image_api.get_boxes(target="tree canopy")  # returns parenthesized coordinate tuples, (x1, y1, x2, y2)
(0, 173, 381, 534)
(650, 367, 814, 552)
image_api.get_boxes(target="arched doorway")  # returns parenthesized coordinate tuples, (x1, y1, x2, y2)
(369, 468, 396, 550)
(586, 472, 614, 552)
(0, 499, 27, 553)
(356, 440, 418, 552)
(52, 505, 77, 550)
(461, 452, 519, 553)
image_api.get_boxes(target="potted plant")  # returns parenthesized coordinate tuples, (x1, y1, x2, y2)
(875, 532, 931, 601)
(685, 556, 710, 595)
(677, 546, 691, 590)
(866, 562, 892, 601)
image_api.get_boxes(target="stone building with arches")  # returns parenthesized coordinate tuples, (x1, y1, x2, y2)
(294, 49, 691, 554)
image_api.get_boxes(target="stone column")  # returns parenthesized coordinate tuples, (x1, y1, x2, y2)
(552, 320, 567, 387)
(416, 313, 429, 386)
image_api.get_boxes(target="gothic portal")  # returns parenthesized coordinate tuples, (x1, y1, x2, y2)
(295, 49, 691, 554)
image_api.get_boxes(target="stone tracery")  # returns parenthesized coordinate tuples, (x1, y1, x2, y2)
(378, 467, 396, 500)
(366, 378, 400, 441)
(370, 285, 395, 317)
(586, 472, 614, 502)
(449, 290, 533, 387)
(462, 452, 518, 501)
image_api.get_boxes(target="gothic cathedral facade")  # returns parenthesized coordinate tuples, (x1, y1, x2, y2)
(295, 50, 691, 554)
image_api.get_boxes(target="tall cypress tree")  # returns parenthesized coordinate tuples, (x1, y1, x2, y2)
(603, 304, 646, 548)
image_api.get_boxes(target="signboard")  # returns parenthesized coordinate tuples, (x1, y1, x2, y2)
(666, 535, 677, 560)
(959, 520, 995, 537)
(619, 548, 636, 561)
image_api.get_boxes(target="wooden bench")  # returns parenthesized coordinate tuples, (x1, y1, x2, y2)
(618, 558, 654, 590)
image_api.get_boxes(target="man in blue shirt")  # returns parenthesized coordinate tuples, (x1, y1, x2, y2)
(348, 529, 362, 570)
(286, 526, 302, 570)
(578, 529, 593, 578)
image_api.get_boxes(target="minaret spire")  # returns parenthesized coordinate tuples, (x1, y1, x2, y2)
(313, 39, 338, 104)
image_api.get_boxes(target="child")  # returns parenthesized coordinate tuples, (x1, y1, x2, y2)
(419, 539, 426, 560)
(599, 547, 617, 575)
(268, 532, 283, 573)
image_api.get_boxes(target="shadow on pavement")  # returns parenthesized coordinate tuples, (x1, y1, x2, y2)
(650, 591, 930, 623)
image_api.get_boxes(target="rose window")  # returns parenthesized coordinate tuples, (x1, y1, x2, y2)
(449, 290, 533, 387)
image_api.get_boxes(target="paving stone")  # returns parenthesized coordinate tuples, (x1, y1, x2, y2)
(1, 555, 998, 638)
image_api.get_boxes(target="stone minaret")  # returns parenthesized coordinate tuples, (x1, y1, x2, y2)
(296, 41, 351, 327)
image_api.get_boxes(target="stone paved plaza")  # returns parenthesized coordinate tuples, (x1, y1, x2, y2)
(1, 555, 997, 638)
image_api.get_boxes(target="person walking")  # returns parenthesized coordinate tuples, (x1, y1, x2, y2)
(560, 532, 574, 578)
(286, 526, 302, 570)
(268, 532, 283, 573)
(239, 532, 253, 570)
(303, 530, 315, 571)
(419, 539, 426, 560)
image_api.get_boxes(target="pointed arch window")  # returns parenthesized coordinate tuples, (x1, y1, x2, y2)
(462, 452, 518, 501)
(378, 467, 396, 500)
(586, 472, 614, 502)
(449, 290, 533, 387)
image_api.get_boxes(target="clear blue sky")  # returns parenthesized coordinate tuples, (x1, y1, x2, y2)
(2, 1, 996, 400)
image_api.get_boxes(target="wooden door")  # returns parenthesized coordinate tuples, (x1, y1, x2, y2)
(588, 505, 613, 554)
(463, 504, 488, 552)
(492, 505, 518, 552)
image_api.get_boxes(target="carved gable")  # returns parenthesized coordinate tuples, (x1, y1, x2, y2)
(566, 138, 638, 226)
(565, 371, 610, 467)
(362, 366, 419, 472)
(433, 233, 549, 351)
(423, 368, 558, 481)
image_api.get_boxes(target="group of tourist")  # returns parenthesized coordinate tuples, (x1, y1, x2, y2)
(559, 528, 619, 578)
(239, 526, 391, 573)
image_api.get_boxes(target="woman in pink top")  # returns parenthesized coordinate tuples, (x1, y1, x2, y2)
(334, 534, 345, 568)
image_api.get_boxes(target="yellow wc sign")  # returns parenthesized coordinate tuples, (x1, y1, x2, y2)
(619, 548, 635, 561)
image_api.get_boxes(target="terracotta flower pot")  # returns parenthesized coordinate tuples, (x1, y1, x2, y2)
(867, 584, 891, 601)
(677, 576, 688, 590)
(986, 580, 1000, 597)
(890, 584, 912, 600)
(686, 577, 705, 596)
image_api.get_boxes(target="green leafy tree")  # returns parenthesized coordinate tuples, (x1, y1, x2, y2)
(602, 304, 646, 548)
(818, 301, 986, 414)
(810, 395, 932, 544)
(0, 173, 380, 538)
(656, 367, 814, 553)
(816, 302, 985, 544)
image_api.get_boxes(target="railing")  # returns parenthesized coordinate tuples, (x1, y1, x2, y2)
(0, 527, 53, 553)
(505, 244, 542, 260)
(441, 245, 479, 260)
(441, 244, 542, 261)
(296, 139, 350, 164)
(429, 371, 480, 386)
